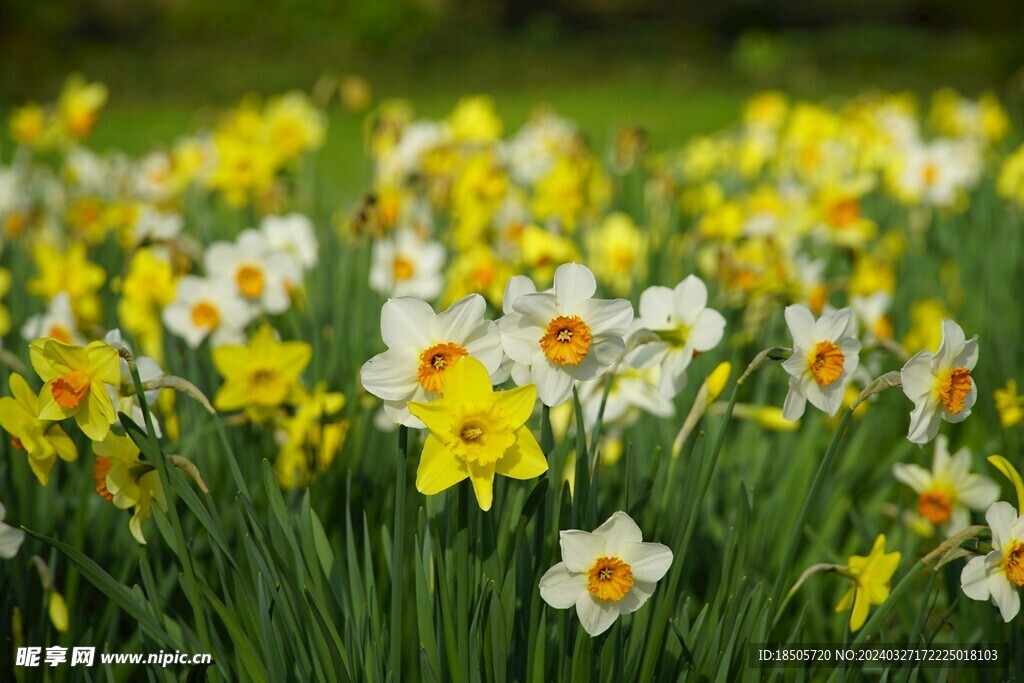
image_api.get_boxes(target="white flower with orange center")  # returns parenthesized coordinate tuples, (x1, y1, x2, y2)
(360, 294, 503, 428)
(368, 228, 445, 301)
(961, 501, 1024, 622)
(900, 319, 978, 445)
(205, 229, 300, 315)
(539, 511, 673, 637)
(781, 304, 861, 420)
(21, 292, 83, 345)
(163, 275, 253, 348)
(499, 263, 634, 407)
(260, 213, 319, 271)
(633, 275, 726, 399)
(892, 436, 999, 536)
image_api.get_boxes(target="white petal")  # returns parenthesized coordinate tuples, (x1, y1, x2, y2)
(688, 308, 726, 351)
(959, 555, 991, 601)
(986, 501, 1021, 551)
(514, 292, 560, 326)
(900, 351, 936, 400)
(616, 579, 655, 615)
(382, 399, 424, 429)
(892, 463, 931, 494)
(579, 298, 634, 337)
(658, 347, 690, 399)
(533, 358, 574, 407)
(907, 396, 941, 445)
(673, 275, 708, 322)
(990, 572, 1021, 622)
(510, 362, 533, 387)
(593, 511, 643, 549)
(782, 379, 807, 421)
(553, 263, 597, 312)
(559, 530, 604, 572)
(566, 338, 624, 381)
(434, 294, 486, 342)
(815, 307, 857, 342)
(381, 297, 435, 349)
(638, 286, 675, 327)
(620, 542, 672, 583)
(935, 319, 967, 368)
(503, 275, 537, 314)
(954, 336, 979, 371)
(574, 593, 619, 637)
(957, 476, 1000, 511)
(0, 522, 24, 559)
(463, 321, 503, 373)
(499, 313, 543, 365)
(539, 562, 587, 609)
(784, 304, 816, 350)
(360, 348, 419, 401)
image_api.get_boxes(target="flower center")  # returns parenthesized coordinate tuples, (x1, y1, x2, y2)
(191, 300, 221, 330)
(1005, 541, 1024, 587)
(917, 488, 953, 524)
(93, 457, 115, 502)
(248, 367, 289, 406)
(236, 264, 265, 298)
(810, 340, 844, 387)
(417, 343, 469, 394)
(540, 315, 592, 366)
(450, 407, 515, 466)
(11, 436, 25, 451)
(938, 367, 971, 414)
(393, 256, 415, 282)
(586, 556, 633, 603)
(826, 198, 860, 229)
(51, 369, 91, 409)
(922, 163, 938, 187)
(47, 324, 73, 344)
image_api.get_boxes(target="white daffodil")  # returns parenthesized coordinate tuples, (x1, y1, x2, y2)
(21, 292, 83, 345)
(893, 435, 999, 536)
(360, 294, 503, 428)
(492, 275, 541, 385)
(578, 343, 674, 432)
(162, 275, 253, 349)
(132, 206, 183, 244)
(900, 319, 978, 445)
(0, 502, 26, 560)
(205, 229, 300, 315)
(499, 263, 634, 407)
(133, 151, 177, 202)
(368, 228, 446, 301)
(781, 305, 861, 420)
(960, 501, 1024, 622)
(539, 511, 673, 637)
(261, 213, 318, 270)
(634, 276, 726, 399)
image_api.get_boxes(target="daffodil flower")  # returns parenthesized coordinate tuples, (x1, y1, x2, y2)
(29, 338, 120, 442)
(407, 356, 546, 511)
(93, 433, 167, 544)
(834, 534, 901, 632)
(900, 319, 978, 444)
(0, 501, 26, 559)
(539, 511, 673, 637)
(163, 275, 253, 348)
(213, 324, 312, 419)
(0, 373, 78, 485)
(499, 263, 633, 407)
(360, 294, 503, 428)
(960, 501, 1024, 622)
(205, 229, 300, 315)
(781, 305, 861, 420)
(634, 275, 726, 399)
(369, 228, 446, 300)
(893, 435, 999, 536)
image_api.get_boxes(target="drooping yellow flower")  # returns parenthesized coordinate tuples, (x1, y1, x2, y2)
(407, 357, 547, 511)
(274, 383, 349, 489)
(212, 324, 311, 419)
(28, 242, 106, 326)
(835, 535, 901, 632)
(93, 433, 166, 544)
(29, 339, 120, 442)
(0, 373, 78, 485)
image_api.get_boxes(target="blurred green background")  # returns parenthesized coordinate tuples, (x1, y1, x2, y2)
(4, 0, 1024, 203)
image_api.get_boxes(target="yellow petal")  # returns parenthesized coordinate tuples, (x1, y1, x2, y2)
(77, 387, 115, 442)
(0, 396, 32, 433)
(9, 373, 39, 412)
(443, 357, 493, 404)
(31, 339, 89, 380)
(278, 341, 313, 378)
(212, 343, 250, 378)
(988, 455, 1024, 511)
(467, 461, 496, 511)
(408, 400, 454, 438)
(835, 586, 855, 612)
(495, 428, 548, 480)
(48, 427, 78, 462)
(36, 385, 71, 422)
(214, 380, 249, 412)
(416, 435, 467, 495)
(492, 384, 537, 428)
(849, 588, 870, 632)
(86, 341, 121, 385)
(48, 592, 69, 633)
(28, 454, 57, 486)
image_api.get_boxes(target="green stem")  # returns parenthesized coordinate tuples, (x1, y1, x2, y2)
(541, 404, 554, 456)
(456, 483, 471, 683)
(126, 360, 211, 651)
(770, 409, 854, 618)
(389, 426, 409, 680)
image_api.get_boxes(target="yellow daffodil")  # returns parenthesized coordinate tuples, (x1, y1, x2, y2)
(29, 339, 120, 442)
(995, 380, 1024, 429)
(835, 534, 901, 632)
(587, 212, 647, 297)
(93, 433, 166, 544)
(212, 324, 312, 419)
(274, 383, 349, 489)
(57, 74, 107, 142)
(407, 357, 547, 511)
(447, 95, 503, 143)
(0, 373, 78, 485)
(9, 103, 50, 148)
(28, 243, 106, 327)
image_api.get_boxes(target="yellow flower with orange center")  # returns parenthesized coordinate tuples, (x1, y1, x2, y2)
(29, 339, 120, 442)
(0, 373, 78, 485)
